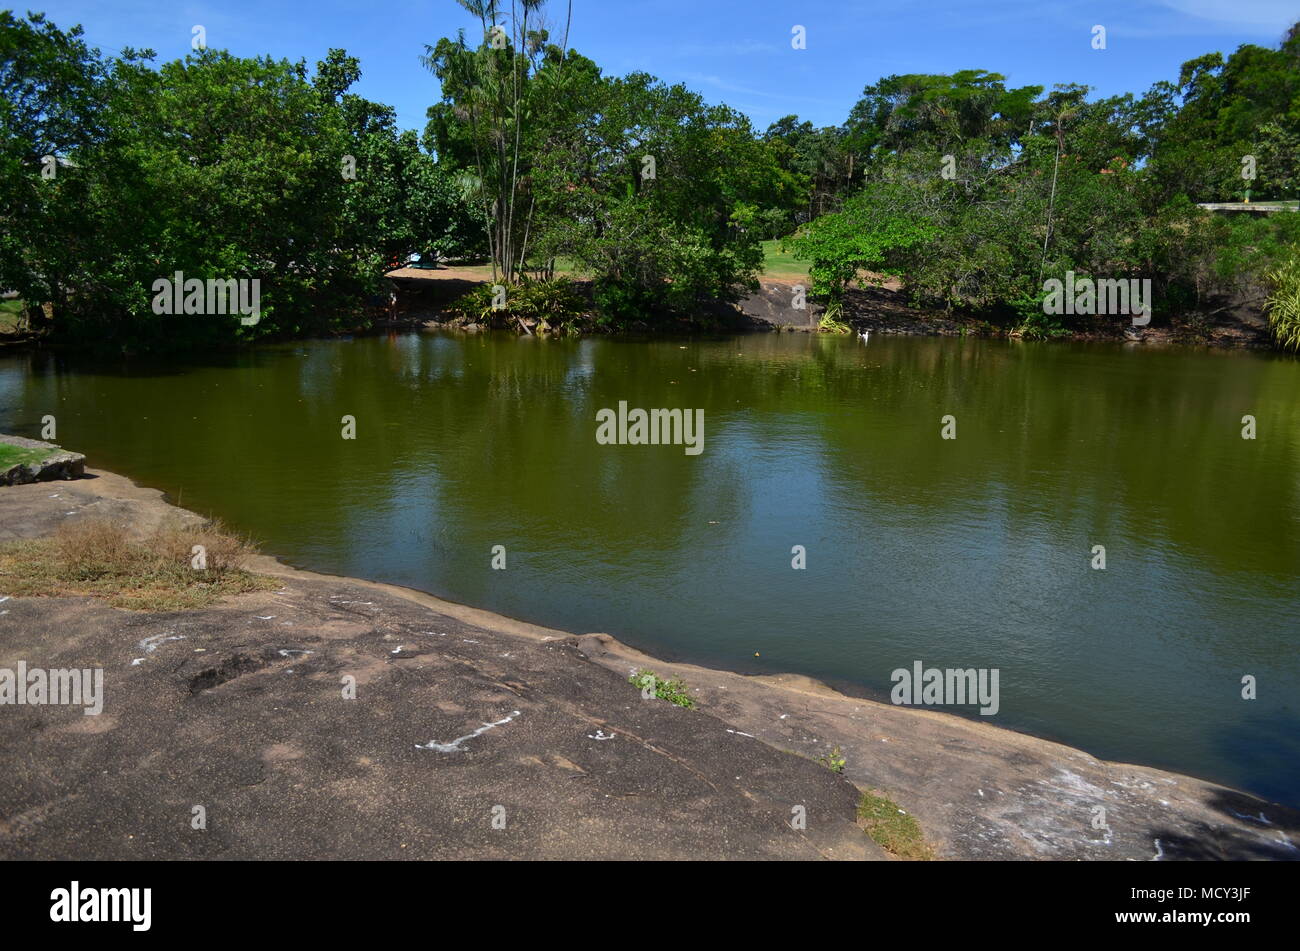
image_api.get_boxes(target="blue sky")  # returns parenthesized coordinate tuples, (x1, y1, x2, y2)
(24, 1, 1300, 133)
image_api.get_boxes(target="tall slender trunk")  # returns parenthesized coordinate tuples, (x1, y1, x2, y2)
(1038, 115, 1067, 287)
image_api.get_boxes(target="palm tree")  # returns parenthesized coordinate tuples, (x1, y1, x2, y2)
(424, 1, 553, 283)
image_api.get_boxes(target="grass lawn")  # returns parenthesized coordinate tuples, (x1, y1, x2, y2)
(0, 442, 58, 469)
(760, 239, 810, 280)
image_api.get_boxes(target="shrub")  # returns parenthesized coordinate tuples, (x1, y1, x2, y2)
(511, 276, 588, 329)
(445, 277, 588, 330)
(1009, 291, 1069, 340)
(1264, 252, 1300, 351)
(628, 669, 696, 708)
(444, 283, 499, 324)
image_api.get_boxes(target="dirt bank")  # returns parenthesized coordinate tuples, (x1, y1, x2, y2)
(1, 470, 1296, 860)
(387, 267, 1277, 349)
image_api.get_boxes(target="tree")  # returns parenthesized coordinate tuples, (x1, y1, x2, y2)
(793, 75, 1149, 320)
(527, 70, 783, 321)
(422, 0, 560, 282)
(3, 13, 473, 351)
(0, 11, 107, 329)
(762, 116, 854, 226)
(1145, 27, 1300, 203)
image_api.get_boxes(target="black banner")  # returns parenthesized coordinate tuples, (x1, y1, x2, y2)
(2, 859, 1289, 937)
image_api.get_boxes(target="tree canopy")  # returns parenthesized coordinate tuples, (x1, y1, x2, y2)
(3, 5, 1300, 349)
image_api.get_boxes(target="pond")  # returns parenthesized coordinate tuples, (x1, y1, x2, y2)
(2, 330, 1297, 804)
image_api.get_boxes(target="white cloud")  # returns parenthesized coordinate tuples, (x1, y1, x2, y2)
(1156, 0, 1298, 30)
(682, 72, 837, 105)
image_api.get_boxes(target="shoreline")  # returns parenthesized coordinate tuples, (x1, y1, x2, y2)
(0, 271, 1282, 354)
(2, 466, 1297, 859)
(384, 268, 1281, 351)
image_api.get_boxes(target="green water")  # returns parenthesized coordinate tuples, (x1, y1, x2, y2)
(2, 331, 1297, 804)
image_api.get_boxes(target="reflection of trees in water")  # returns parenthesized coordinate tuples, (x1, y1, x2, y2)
(778, 338, 1300, 580)
(12, 331, 1296, 585)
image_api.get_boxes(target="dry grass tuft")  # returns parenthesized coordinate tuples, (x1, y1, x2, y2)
(0, 517, 279, 610)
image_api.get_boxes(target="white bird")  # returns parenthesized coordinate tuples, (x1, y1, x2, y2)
(859, 329, 870, 342)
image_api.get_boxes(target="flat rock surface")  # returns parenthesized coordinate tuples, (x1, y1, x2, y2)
(1, 470, 1296, 860)
(0, 473, 879, 860)
(573, 640, 1300, 860)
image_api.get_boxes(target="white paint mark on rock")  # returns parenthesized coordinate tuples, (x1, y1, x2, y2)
(416, 710, 522, 753)
(132, 632, 186, 665)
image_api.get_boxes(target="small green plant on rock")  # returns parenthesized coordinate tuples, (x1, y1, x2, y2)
(817, 745, 846, 773)
(628, 669, 696, 708)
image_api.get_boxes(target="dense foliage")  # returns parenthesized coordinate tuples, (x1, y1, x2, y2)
(423, 1, 794, 322)
(789, 29, 1300, 335)
(0, 11, 473, 351)
(3, 4, 1300, 349)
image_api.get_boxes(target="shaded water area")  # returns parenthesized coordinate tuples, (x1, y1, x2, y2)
(1, 331, 1297, 804)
